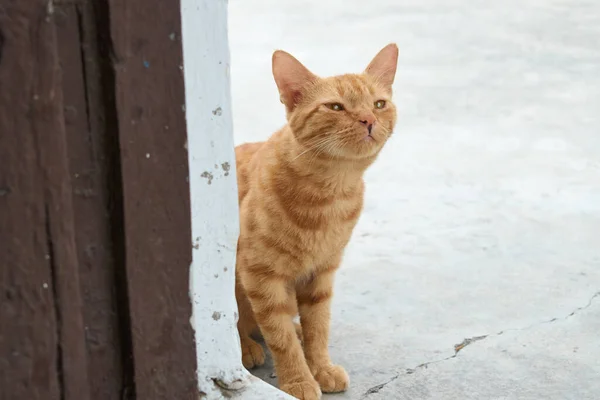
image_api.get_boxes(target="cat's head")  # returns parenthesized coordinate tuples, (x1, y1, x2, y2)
(272, 44, 398, 160)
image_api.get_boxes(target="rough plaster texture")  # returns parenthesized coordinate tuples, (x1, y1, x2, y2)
(229, 0, 600, 398)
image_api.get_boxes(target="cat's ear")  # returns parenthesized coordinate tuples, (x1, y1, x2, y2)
(364, 43, 398, 91)
(272, 50, 317, 111)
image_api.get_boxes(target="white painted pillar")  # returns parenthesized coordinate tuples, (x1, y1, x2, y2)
(180, 1, 293, 398)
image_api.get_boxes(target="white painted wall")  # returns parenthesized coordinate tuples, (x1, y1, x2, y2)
(180, 0, 292, 398)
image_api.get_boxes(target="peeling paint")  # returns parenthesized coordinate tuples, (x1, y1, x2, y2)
(221, 162, 231, 176)
(212, 106, 223, 116)
(214, 378, 245, 390)
(200, 171, 214, 184)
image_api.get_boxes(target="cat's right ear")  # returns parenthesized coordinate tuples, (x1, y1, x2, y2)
(365, 43, 398, 91)
(272, 50, 317, 111)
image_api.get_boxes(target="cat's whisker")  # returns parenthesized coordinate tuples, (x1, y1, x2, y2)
(306, 143, 330, 167)
(307, 128, 356, 162)
(307, 135, 342, 165)
(294, 136, 340, 162)
(292, 136, 337, 161)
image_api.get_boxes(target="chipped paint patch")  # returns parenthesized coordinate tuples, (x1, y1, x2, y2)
(221, 162, 231, 176)
(201, 171, 214, 184)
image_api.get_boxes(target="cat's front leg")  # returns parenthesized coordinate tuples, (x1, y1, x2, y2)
(297, 257, 349, 393)
(240, 265, 321, 400)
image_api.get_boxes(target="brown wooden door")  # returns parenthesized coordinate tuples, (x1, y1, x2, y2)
(0, 1, 197, 399)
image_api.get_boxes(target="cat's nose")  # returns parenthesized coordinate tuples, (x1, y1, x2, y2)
(359, 114, 376, 134)
(359, 113, 375, 125)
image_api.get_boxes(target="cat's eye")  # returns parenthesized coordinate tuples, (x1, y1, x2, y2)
(326, 103, 345, 111)
(374, 100, 386, 109)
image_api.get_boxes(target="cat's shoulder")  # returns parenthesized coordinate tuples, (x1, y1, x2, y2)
(235, 141, 264, 157)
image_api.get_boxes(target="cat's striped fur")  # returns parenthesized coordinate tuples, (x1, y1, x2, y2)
(234, 44, 398, 400)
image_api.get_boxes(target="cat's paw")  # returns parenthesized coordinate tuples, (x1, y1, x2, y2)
(280, 379, 321, 400)
(241, 337, 265, 369)
(313, 364, 349, 393)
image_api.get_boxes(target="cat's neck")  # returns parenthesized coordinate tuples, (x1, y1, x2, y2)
(274, 126, 371, 193)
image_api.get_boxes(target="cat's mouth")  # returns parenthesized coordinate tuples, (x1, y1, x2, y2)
(326, 130, 384, 160)
(348, 132, 383, 157)
(358, 130, 381, 146)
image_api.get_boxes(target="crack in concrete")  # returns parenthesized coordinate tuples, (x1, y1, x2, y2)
(494, 290, 600, 337)
(454, 335, 488, 354)
(361, 374, 399, 398)
(361, 291, 600, 398)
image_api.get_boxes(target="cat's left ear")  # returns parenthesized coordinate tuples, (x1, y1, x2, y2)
(364, 43, 398, 91)
(272, 50, 317, 111)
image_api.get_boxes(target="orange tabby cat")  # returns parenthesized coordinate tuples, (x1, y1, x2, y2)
(235, 44, 398, 400)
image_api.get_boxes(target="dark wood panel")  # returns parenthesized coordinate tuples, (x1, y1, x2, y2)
(0, 0, 88, 399)
(54, 2, 128, 399)
(107, 0, 198, 398)
(1, 0, 198, 398)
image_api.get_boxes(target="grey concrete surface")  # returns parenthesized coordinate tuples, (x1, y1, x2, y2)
(229, 0, 600, 398)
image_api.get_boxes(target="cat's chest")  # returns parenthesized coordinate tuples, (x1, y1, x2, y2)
(297, 213, 359, 266)
(313, 226, 352, 250)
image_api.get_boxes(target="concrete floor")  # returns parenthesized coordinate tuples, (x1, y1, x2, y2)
(229, 0, 600, 398)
